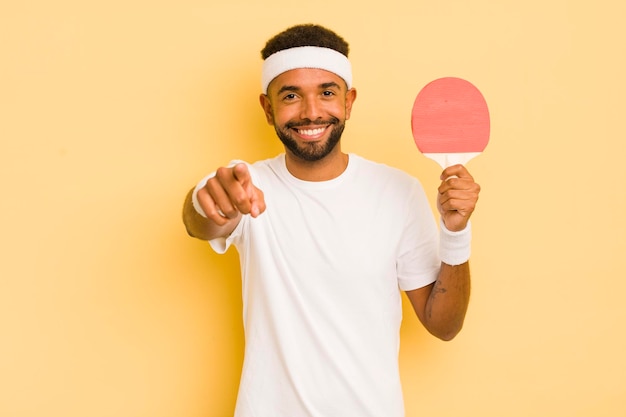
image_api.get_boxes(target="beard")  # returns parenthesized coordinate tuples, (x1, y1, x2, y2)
(274, 117, 345, 162)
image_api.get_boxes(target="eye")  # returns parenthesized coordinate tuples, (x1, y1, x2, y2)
(281, 93, 300, 103)
(322, 90, 335, 97)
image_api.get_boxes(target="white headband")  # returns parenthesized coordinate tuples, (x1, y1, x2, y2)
(261, 46, 352, 94)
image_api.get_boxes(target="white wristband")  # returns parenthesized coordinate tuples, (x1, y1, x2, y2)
(191, 172, 216, 218)
(439, 219, 472, 266)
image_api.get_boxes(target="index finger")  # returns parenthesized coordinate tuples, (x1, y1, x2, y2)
(232, 163, 266, 217)
(440, 164, 474, 181)
(232, 163, 253, 186)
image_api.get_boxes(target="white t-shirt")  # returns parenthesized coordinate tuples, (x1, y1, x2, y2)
(209, 153, 440, 417)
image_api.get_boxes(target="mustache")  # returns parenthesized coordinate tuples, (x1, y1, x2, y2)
(285, 117, 340, 129)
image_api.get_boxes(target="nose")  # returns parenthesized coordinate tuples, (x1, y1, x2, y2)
(299, 95, 323, 121)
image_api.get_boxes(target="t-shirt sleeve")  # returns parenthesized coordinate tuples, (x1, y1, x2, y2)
(208, 216, 245, 254)
(396, 181, 440, 291)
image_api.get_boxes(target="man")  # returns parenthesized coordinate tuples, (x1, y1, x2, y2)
(183, 24, 480, 417)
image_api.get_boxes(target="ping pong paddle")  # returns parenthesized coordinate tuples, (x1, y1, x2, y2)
(411, 77, 490, 169)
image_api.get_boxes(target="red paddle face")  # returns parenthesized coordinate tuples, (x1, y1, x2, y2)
(411, 77, 489, 168)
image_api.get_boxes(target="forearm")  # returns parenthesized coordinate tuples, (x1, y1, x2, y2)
(423, 262, 471, 341)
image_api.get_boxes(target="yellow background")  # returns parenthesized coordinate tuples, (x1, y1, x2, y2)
(2, 0, 625, 416)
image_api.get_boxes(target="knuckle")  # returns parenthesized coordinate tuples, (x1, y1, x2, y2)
(222, 207, 239, 219)
(205, 176, 219, 191)
(204, 183, 221, 200)
(211, 215, 228, 226)
(205, 208, 224, 222)
(233, 195, 249, 207)
(215, 166, 232, 180)
(196, 186, 209, 199)
(208, 206, 233, 223)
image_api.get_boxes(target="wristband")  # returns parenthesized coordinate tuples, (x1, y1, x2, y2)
(439, 219, 472, 266)
(191, 172, 216, 218)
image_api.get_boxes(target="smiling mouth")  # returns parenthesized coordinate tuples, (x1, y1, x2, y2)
(296, 127, 327, 138)
(287, 118, 338, 140)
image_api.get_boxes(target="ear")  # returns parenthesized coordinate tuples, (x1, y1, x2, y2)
(344, 88, 357, 120)
(259, 94, 274, 125)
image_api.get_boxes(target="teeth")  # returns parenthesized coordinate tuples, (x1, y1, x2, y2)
(298, 127, 325, 136)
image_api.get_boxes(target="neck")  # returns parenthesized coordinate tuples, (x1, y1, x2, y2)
(284, 147, 349, 182)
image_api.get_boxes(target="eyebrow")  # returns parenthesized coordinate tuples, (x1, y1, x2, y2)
(276, 81, 342, 95)
(320, 82, 341, 89)
(276, 85, 300, 95)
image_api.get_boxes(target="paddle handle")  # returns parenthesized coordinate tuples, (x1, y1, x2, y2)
(424, 152, 482, 169)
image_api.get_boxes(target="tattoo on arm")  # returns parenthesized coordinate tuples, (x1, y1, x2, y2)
(427, 280, 447, 319)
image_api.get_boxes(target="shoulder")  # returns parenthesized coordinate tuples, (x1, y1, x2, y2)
(350, 154, 423, 189)
(242, 154, 285, 184)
